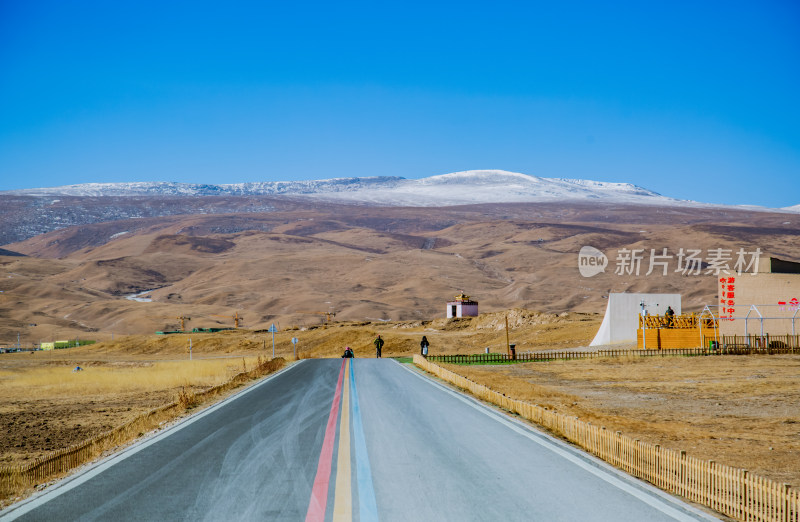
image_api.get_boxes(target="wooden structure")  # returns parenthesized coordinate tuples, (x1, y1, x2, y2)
(637, 313, 719, 350)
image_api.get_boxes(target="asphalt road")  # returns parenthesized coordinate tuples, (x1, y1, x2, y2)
(2, 359, 717, 521)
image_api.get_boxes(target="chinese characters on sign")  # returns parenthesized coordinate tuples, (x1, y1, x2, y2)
(613, 248, 761, 277)
(777, 298, 800, 311)
(720, 277, 736, 320)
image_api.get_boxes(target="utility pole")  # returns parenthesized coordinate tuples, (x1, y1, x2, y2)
(505, 315, 510, 355)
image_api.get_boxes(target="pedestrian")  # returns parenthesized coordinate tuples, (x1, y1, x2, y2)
(665, 306, 675, 327)
(342, 346, 354, 358)
(420, 335, 429, 357)
(374, 335, 384, 358)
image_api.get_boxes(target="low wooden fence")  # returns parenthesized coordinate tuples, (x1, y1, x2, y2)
(0, 357, 285, 501)
(428, 344, 798, 365)
(429, 348, 706, 365)
(414, 355, 799, 522)
(641, 313, 718, 329)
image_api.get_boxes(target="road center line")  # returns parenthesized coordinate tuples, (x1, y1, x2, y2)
(333, 359, 353, 521)
(305, 360, 345, 522)
(350, 360, 379, 521)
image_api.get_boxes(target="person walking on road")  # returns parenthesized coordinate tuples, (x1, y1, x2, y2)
(420, 336, 429, 357)
(374, 335, 384, 358)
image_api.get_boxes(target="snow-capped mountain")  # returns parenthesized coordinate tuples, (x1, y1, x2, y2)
(337, 170, 672, 206)
(784, 204, 800, 213)
(4, 170, 674, 206)
(2, 176, 405, 198)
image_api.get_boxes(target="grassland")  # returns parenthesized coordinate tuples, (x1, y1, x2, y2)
(0, 358, 259, 397)
(0, 354, 264, 466)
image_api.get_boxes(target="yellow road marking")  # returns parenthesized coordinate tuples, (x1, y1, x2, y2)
(333, 359, 352, 521)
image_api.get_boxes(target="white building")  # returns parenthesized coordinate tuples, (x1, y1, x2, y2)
(447, 292, 479, 318)
(591, 293, 682, 346)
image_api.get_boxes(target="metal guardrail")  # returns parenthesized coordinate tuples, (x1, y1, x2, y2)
(714, 335, 800, 351)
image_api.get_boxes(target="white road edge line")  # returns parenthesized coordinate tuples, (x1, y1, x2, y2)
(0, 360, 306, 521)
(398, 362, 719, 522)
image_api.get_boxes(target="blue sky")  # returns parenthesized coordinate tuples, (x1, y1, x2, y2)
(1, 0, 798, 207)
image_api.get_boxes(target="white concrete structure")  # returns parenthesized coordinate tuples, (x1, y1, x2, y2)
(591, 293, 682, 346)
(447, 293, 479, 318)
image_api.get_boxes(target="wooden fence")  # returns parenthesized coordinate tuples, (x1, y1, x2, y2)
(0, 357, 285, 501)
(429, 348, 707, 365)
(427, 344, 798, 365)
(413, 355, 799, 522)
(640, 313, 718, 330)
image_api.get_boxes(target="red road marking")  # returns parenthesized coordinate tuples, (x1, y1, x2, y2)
(305, 360, 346, 522)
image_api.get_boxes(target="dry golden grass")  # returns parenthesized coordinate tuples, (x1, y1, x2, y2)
(0, 357, 262, 398)
(0, 353, 271, 468)
(0, 355, 286, 506)
(446, 354, 800, 486)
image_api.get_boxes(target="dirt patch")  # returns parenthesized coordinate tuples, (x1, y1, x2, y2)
(445, 354, 800, 486)
(145, 234, 236, 255)
(0, 391, 174, 465)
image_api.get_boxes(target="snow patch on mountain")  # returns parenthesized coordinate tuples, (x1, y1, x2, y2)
(3, 170, 678, 206)
(302, 170, 675, 206)
(4, 177, 405, 198)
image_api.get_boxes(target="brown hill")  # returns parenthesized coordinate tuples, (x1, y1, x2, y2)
(1, 201, 798, 344)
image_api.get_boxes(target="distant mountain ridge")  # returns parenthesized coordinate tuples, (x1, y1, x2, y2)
(3, 170, 673, 205)
(2, 176, 405, 197)
(3, 170, 796, 247)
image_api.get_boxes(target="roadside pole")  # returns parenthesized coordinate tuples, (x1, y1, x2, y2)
(640, 300, 647, 350)
(268, 323, 278, 358)
(292, 337, 298, 359)
(505, 315, 510, 355)
(189, 338, 192, 360)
